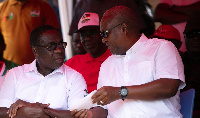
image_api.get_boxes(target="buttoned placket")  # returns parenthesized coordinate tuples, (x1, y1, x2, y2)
(35, 75, 46, 102)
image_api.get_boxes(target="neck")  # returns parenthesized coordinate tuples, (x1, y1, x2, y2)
(90, 46, 108, 58)
(36, 62, 54, 77)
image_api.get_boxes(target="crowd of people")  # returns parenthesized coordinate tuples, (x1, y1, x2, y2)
(0, 0, 200, 117)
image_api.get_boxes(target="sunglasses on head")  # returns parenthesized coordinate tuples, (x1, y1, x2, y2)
(100, 23, 124, 39)
(35, 42, 67, 51)
(185, 31, 200, 38)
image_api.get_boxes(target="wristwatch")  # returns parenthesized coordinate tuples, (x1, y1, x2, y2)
(120, 86, 128, 101)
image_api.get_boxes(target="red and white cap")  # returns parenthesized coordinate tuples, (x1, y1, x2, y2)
(75, 12, 100, 32)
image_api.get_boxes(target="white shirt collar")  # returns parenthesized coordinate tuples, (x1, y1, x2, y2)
(24, 59, 65, 75)
(115, 34, 148, 58)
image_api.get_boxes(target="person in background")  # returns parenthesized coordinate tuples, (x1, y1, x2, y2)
(0, 0, 60, 66)
(92, 6, 185, 117)
(65, 12, 111, 94)
(154, 0, 200, 52)
(182, 17, 200, 118)
(72, 32, 86, 56)
(149, 24, 183, 57)
(69, 0, 154, 38)
(0, 25, 96, 118)
(0, 32, 18, 77)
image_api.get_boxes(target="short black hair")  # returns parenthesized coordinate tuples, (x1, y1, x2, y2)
(30, 25, 59, 47)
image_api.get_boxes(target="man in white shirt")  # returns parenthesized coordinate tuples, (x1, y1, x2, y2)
(92, 6, 185, 118)
(0, 25, 107, 118)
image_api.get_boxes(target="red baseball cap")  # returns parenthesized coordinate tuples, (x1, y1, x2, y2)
(75, 12, 99, 33)
(149, 25, 181, 41)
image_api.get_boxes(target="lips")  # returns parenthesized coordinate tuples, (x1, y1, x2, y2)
(85, 43, 95, 49)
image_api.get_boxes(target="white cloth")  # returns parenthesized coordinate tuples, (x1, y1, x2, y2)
(158, 0, 200, 52)
(98, 34, 185, 118)
(0, 60, 87, 110)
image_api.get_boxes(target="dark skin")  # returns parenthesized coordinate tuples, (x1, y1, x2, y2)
(72, 33, 86, 55)
(92, 7, 181, 106)
(185, 31, 200, 57)
(154, 2, 200, 24)
(79, 28, 107, 58)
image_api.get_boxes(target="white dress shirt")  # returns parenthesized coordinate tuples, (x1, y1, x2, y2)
(98, 34, 185, 118)
(0, 60, 87, 110)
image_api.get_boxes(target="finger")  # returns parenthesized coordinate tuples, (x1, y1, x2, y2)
(84, 110, 89, 118)
(75, 109, 85, 117)
(94, 94, 105, 105)
(79, 109, 87, 118)
(71, 109, 77, 116)
(38, 103, 50, 108)
(44, 109, 55, 117)
(9, 103, 17, 117)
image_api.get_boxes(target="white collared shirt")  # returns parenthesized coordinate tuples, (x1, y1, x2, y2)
(98, 34, 185, 118)
(0, 60, 87, 110)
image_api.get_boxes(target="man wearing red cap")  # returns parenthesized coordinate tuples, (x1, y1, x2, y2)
(149, 25, 183, 56)
(65, 12, 111, 94)
(182, 17, 200, 117)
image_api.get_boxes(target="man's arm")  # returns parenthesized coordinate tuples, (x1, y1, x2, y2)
(45, 106, 107, 118)
(0, 107, 9, 118)
(92, 78, 181, 105)
(7, 99, 50, 118)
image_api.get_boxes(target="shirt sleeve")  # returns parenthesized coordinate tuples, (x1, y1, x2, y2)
(67, 71, 87, 109)
(155, 41, 185, 89)
(0, 70, 17, 108)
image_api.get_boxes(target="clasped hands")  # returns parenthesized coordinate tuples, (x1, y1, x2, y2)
(7, 99, 92, 118)
(8, 86, 118, 118)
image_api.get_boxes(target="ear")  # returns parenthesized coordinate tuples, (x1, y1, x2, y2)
(32, 47, 38, 56)
(121, 23, 128, 33)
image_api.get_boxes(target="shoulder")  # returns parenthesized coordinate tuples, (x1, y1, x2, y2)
(62, 64, 86, 84)
(101, 55, 115, 66)
(62, 64, 83, 77)
(148, 38, 174, 48)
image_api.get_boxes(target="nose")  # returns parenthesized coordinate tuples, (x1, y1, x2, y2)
(102, 37, 107, 43)
(54, 45, 62, 53)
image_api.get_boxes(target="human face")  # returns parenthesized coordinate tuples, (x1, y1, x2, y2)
(79, 28, 105, 57)
(35, 30, 65, 70)
(101, 22, 127, 55)
(72, 33, 86, 55)
(185, 30, 200, 54)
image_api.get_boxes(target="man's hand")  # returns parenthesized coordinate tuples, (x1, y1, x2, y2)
(8, 99, 30, 118)
(91, 86, 121, 105)
(71, 109, 93, 118)
(8, 99, 49, 118)
(44, 108, 93, 118)
(14, 103, 50, 118)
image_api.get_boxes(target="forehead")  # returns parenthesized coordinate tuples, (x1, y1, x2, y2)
(100, 17, 117, 31)
(40, 30, 62, 43)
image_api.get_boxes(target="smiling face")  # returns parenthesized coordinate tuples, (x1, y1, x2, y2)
(79, 28, 107, 58)
(34, 30, 65, 71)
